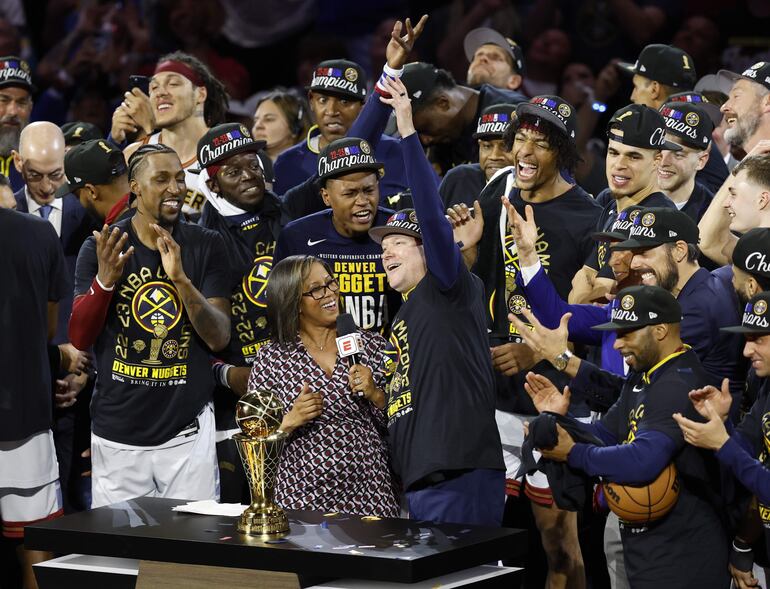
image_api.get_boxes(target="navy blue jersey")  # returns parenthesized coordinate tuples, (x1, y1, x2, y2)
(274, 208, 399, 332)
(680, 181, 714, 223)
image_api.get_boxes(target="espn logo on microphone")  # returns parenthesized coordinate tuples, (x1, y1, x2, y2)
(336, 333, 363, 357)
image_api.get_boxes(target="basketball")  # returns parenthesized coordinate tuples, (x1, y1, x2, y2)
(603, 463, 679, 525)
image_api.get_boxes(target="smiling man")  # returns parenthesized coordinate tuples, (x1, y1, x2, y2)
(464, 27, 525, 91)
(0, 56, 32, 192)
(69, 143, 231, 508)
(717, 61, 770, 156)
(274, 136, 400, 333)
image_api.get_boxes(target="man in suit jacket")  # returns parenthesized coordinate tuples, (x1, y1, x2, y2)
(14, 122, 96, 512)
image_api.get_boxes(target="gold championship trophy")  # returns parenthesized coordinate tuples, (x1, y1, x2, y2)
(234, 389, 290, 536)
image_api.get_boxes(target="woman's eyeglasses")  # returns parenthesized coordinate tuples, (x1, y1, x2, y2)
(301, 277, 340, 300)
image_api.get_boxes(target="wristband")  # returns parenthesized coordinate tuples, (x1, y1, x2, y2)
(375, 64, 405, 96)
(212, 361, 234, 388)
(383, 64, 404, 78)
(729, 539, 754, 572)
(95, 275, 115, 292)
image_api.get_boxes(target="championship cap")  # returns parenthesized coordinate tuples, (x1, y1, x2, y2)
(717, 61, 770, 93)
(317, 137, 384, 184)
(592, 206, 644, 243)
(593, 285, 682, 331)
(0, 56, 33, 91)
(515, 95, 577, 139)
(473, 104, 516, 139)
(694, 74, 731, 96)
(721, 292, 770, 334)
(369, 208, 422, 244)
(732, 228, 770, 280)
(401, 62, 442, 109)
(613, 207, 699, 250)
(659, 101, 714, 150)
(195, 122, 266, 172)
(61, 122, 102, 146)
(464, 28, 525, 74)
(667, 91, 722, 126)
(617, 44, 697, 89)
(308, 59, 367, 101)
(55, 139, 127, 198)
(607, 104, 682, 151)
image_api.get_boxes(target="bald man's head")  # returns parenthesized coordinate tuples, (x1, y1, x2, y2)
(14, 122, 66, 205)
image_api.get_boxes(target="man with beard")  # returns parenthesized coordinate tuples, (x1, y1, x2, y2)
(57, 139, 131, 225)
(439, 103, 517, 208)
(718, 62, 770, 158)
(571, 104, 677, 304)
(464, 28, 525, 92)
(113, 52, 230, 219)
(69, 144, 231, 507)
(700, 151, 770, 265)
(657, 101, 714, 222)
(525, 285, 730, 589)
(196, 123, 282, 502)
(0, 56, 32, 192)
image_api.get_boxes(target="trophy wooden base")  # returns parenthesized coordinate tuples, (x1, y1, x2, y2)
(136, 560, 299, 589)
(237, 505, 290, 536)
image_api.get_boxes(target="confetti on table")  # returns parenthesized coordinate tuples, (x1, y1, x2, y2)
(332, 544, 356, 550)
(349, 550, 364, 555)
(361, 515, 381, 522)
(357, 545, 376, 549)
(219, 536, 232, 541)
(323, 512, 339, 517)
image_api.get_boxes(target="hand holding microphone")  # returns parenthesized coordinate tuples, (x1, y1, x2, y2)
(336, 313, 386, 408)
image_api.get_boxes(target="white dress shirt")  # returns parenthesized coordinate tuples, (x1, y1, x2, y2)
(26, 188, 63, 237)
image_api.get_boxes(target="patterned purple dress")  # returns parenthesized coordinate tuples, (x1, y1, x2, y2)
(247, 329, 399, 517)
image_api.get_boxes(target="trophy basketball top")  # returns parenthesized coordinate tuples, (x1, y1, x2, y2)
(236, 389, 284, 438)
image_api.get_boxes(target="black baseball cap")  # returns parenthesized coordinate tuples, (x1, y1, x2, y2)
(593, 285, 682, 331)
(721, 292, 770, 334)
(401, 62, 442, 109)
(308, 59, 367, 101)
(61, 122, 102, 146)
(717, 61, 770, 93)
(617, 44, 697, 89)
(0, 56, 33, 92)
(733, 228, 770, 280)
(317, 137, 384, 184)
(667, 91, 722, 126)
(659, 101, 714, 150)
(195, 122, 266, 170)
(592, 206, 644, 243)
(474, 103, 516, 139)
(369, 208, 422, 244)
(613, 207, 699, 250)
(607, 104, 682, 151)
(516, 95, 577, 140)
(464, 28, 525, 74)
(55, 139, 127, 198)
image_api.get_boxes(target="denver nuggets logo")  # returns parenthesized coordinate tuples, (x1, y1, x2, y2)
(360, 140, 371, 155)
(131, 281, 182, 335)
(508, 294, 527, 314)
(755, 300, 768, 316)
(641, 212, 655, 227)
(685, 112, 699, 126)
(752, 62, 765, 70)
(621, 294, 635, 310)
(558, 103, 571, 118)
(242, 255, 273, 307)
(409, 210, 418, 224)
(345, 67, 358, 82)
(629, 209, 641, 222)
(240, 124, 250, 137)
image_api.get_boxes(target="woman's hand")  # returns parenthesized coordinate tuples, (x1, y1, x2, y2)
(349, 364, 386, 409)
(280, 383, 323, 434)
(379, 76, 416, 139)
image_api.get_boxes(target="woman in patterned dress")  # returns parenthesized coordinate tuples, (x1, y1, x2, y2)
(247, 255, 399, 517)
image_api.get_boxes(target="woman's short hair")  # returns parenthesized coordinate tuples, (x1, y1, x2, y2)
(267, 255, 335, 344)
(255, 89, 312, 142)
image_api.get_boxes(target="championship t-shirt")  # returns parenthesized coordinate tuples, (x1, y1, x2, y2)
(274, 208, 400, 332)
(73, 218, 230, 446)
(599, 349, 729, 587)
(0, 210, 68, 441)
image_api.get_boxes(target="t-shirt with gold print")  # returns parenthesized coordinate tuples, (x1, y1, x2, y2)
(73, 218, 230, 446)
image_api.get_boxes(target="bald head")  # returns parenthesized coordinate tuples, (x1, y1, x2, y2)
(15, 122, 67, 205)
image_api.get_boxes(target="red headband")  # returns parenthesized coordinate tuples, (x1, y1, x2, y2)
(206, 165, 221, 178)
(153, 60, 204, 87)
(520, 120, 543, 133)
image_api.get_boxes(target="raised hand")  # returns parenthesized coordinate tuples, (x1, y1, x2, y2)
(447, 200, 484, 250)
(281, 383, 324, 434)
(502, 198, 539, 266)
(688, 378, 732, 422)
(673, 400, 730, 451)
(94, 225, 134, 288)
(524, 371, 571, 415)
(509, 307, 572, 370)
(379, 76, 415, 138)
(152, 224, 186, 284)
(386, 15, 428, 70)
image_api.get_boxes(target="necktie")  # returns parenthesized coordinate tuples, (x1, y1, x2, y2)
(38, 204, 53, 220)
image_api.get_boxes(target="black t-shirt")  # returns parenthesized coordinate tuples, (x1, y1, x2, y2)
(439, 163, 486, 209)
(696, 143, 729, 194)
(199, 196, 282, 366)
(680, 181, 714, 224)
(74, 219, 230, 446)
(600, 349, 729, 587)
(0, 210, 68, 441)
(274, 208, 400, 333)
(589, 189, 675, 274)
(384, 265, 504, 489)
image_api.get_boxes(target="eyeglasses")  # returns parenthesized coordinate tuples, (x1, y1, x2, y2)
(301, 277, 340, 300)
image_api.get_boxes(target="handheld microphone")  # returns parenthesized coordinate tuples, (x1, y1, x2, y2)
(336, 313, 362, 366)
